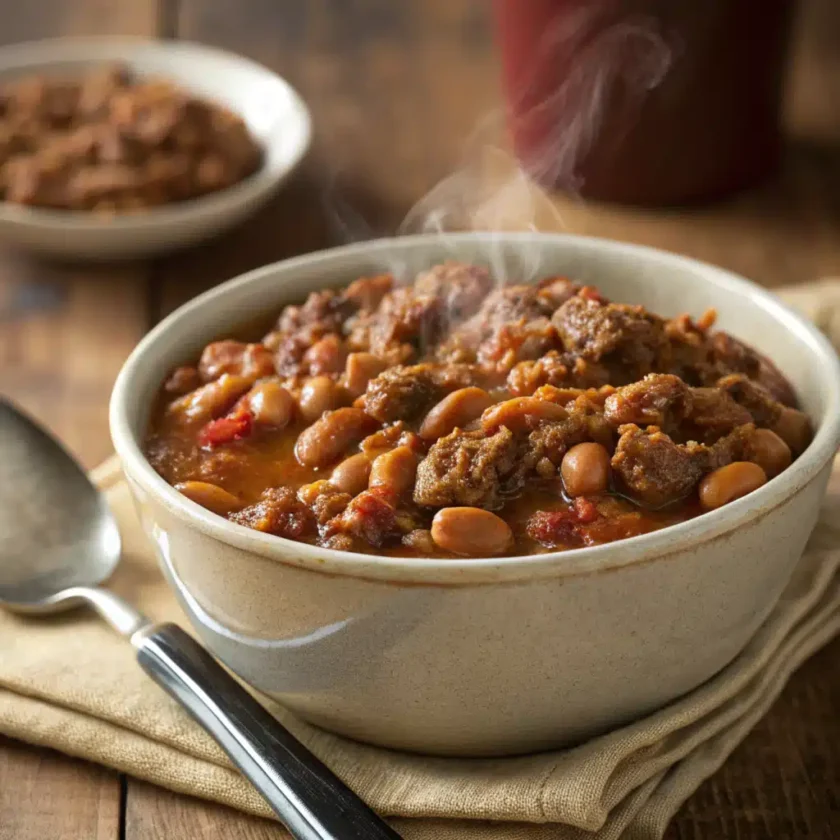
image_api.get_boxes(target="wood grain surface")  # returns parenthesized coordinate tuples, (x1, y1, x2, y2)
(0, 1, 838, 838)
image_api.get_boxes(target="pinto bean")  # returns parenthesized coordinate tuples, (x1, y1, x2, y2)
(420, 387, 494, 440)
(304, 334, 346, 375)
(369, 445, 418, 497)
(330, 452, 373, 496)
(745, 428, 791, 478)
(772, 407, 811, 455)
(481, 396, 567, 434)
(294, 407, 376, 468)
(561, 442, 611, 497)
(167, 373, 251, 423)
(431, 507, 513, 557)
(298, 376, 345, 422)
(247, 380, 294, 428)
(175, 481, 240, 516)
(699, 462, 767, 510)
(344, 352, 387, 398)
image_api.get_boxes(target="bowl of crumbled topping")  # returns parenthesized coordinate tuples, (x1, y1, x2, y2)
(0, 37, 311, 258)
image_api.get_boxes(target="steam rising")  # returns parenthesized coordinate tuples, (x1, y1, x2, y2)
(326, 8, 673, 285)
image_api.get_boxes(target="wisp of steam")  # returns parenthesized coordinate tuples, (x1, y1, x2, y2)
(327, 6, 673, 286)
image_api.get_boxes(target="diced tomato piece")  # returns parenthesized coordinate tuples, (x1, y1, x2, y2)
(198, 411, 253, 448)
(574, 496, 599, 523)
(526, 510, 582, 548)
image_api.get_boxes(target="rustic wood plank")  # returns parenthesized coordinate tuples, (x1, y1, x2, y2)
(0, 4, 159, 840)
(0, 736, 121, 840)
(125, 780, 286, 839)
(666, 638, 840, 840)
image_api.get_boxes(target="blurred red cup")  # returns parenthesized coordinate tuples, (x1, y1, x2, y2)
(494, 0, 796, 205)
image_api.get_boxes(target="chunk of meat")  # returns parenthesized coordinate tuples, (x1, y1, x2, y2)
(438, 284, 562, 367)
(526, 410, 614, 467)
(198, 340, 275, 382)
(604, 374, 692, 430)
(716, 374, 783, 427)
(552, 293, 668, 382)
(611, 424, 706, 508)
(297, 480, 352, 525)
(684, 387, 753, 443)
(362, 365, 440, 423)
(414, 427, 522, 510)
(413, 261, 493, 322)
(708, 333, 796, 406)
(327, 488, 400, 547)
(354, 287, 443, 363)
(229, 487, 315, 539)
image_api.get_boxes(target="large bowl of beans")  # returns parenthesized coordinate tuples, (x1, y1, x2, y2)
(110, 233, 840, 756)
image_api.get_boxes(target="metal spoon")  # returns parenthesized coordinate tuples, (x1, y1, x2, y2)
(0, 397, 401, 840)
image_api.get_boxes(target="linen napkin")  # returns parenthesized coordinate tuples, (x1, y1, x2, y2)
(1, 282, 838, 839)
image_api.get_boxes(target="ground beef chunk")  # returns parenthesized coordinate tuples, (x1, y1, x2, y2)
(604, 374, 693, 431)
(507, 351, 570, 395)
(611, 425, 706, 508)
(706, 423, 758, 470)
(297, 481, 352, 526)
(327, 488, 400, 547)
(507, 351, 611, 395)
(707, 333, 796, 406)
(437, 283, 563, 367)
(362, 365, 440, 423)
(427, 362, 491, 391)
(526, 410, 614, 468)
(683, 387, 753, 443)
(267, 284, 372, 375)
(414, 427, 521, 509)
(716, 373, 784, 427)
(229, 487, 315, 538)
(552, 293, 668, 382)
(413, 261, 493, 323)
(356, 287, 443, 364)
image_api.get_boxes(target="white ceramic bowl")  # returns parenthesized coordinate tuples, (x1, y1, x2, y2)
(0, 37, 311, 259)
(110, 234, 840, 756)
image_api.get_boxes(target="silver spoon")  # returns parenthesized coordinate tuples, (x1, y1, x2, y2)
(0, 397, 401, 840)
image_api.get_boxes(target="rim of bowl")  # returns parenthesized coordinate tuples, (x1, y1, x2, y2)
(110, 232, 840, 585)
(0, 36, 312, 231)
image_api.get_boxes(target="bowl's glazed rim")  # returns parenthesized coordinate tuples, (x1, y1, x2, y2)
(0, 36, 312, 231)
(110, 232, 840, 585)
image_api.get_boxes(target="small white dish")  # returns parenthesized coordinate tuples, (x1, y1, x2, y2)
(0, 37, 312, 259)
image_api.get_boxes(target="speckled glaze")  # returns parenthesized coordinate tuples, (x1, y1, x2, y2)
(110, 234, 840, 756)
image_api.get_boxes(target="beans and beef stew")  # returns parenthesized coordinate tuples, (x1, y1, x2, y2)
(145, 262, 812, 557)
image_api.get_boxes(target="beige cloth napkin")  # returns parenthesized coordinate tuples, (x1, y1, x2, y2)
(1, 283, 838, 839)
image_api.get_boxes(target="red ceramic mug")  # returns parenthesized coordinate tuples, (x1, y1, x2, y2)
(494, 0, 796, 205)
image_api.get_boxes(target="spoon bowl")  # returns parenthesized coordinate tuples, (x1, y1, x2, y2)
(0, 398, 121, 608)
(0, 396, 399, 840)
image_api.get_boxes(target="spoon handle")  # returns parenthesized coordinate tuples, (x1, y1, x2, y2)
(132, 622, 402, 840)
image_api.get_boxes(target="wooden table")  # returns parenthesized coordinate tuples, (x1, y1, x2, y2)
(1, 1, 838, 837)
